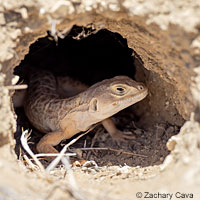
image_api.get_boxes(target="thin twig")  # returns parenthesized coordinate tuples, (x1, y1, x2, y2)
(73, 147, 147, 158)
(86, 127, 103, 160)
(46, 126, 96, 172)
(35, 153, 76, 158)
(20, 130, 45, 171)
(6, 84, 28, 90)
(109, 148, 147, 158)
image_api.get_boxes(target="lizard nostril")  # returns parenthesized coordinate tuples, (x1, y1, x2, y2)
(138, 85, 144, 91)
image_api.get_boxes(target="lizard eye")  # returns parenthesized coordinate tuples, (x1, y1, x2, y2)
(116, 87, 125, 93)
(111, 85, 128, 95)
(116, 87, 125, 92)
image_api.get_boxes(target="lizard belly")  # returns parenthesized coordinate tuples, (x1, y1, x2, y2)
(60, 110, 100, 132)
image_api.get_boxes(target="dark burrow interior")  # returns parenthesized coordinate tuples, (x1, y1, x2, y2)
(13, 25, 182, 167)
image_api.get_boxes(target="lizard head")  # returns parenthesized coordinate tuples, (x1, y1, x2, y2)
(88, 76, 148, 120)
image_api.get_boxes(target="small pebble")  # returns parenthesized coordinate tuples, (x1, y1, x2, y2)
(82, 160, 98, 168)
(72, 160, 81, 167)
(166, 138, 177, 151)
(107, 161, 113, 166)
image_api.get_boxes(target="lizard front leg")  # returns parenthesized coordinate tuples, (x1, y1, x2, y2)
(37, 131, 64, 154)
(36, 128, 78, 160)
(102, 118, 136, 142)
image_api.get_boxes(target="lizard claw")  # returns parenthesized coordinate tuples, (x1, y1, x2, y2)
(102, 118, 136, 144)
(110, 130, 136, 143)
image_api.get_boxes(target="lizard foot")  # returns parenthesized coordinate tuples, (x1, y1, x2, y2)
(102, 118, 136, 143)
(36, 130, 68, 162)
(37, 143, 59, 162)
(110, 130, 136, 143)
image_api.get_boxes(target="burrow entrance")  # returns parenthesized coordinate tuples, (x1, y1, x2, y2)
(13, 25, 184, 167)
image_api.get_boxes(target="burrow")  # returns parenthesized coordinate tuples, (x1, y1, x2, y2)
(10, 18, 195, 167)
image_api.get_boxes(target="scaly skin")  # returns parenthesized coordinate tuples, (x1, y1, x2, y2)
(24, 69, 148, 156)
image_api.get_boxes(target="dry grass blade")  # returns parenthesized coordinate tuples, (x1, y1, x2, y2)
(20, 130, 45, 171)
(61, 157, 87, 200)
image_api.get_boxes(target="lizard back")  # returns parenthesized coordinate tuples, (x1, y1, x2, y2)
(24, 70, 84, 133)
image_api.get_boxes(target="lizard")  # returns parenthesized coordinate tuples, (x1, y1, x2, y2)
(23, 69, 148, 156)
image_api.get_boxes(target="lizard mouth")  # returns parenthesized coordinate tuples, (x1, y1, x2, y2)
(117, 89, 148, 105)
